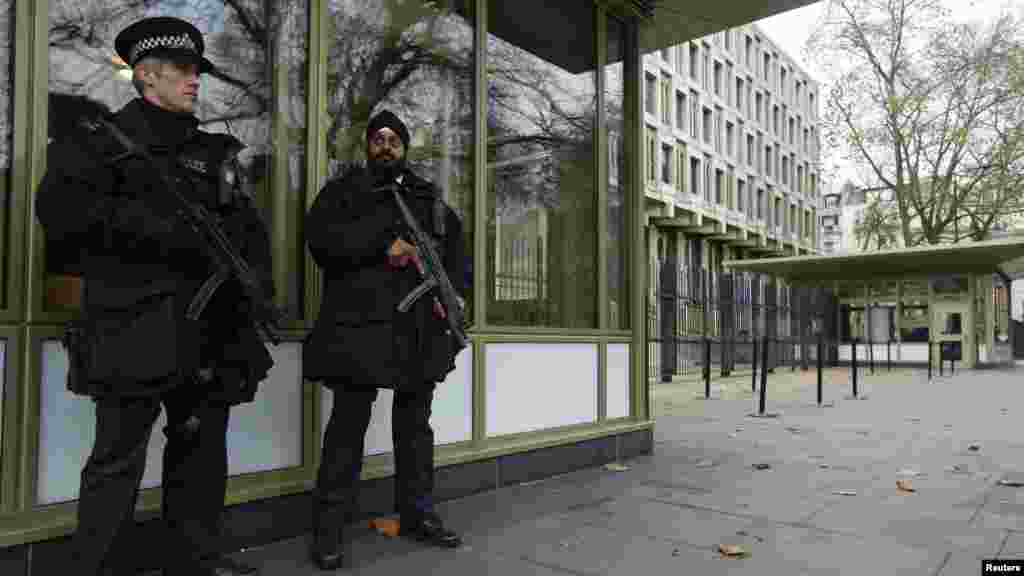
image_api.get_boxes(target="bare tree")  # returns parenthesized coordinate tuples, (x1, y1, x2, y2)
(808, 0, 1024, 246)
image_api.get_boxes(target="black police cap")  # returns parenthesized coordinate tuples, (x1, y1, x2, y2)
(114, 16, 214, 74)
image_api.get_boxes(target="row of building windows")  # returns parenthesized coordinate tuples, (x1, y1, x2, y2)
(656, 28, 817, 125)
(644, 129, 817, 242)
(645, 71, 819, 168)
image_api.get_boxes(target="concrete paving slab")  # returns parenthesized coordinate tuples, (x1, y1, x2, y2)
(738, 517, 948, 576)
(999, 531, 1024, 555)
(566, 495, 756, 549)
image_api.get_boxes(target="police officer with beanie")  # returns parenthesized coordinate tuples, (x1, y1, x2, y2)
(304, 110, 466, 570)
(35, 17, 273, 576)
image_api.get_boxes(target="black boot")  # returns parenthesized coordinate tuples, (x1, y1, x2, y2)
(399, 512, 462, 549)
(311, 507, 345, 571)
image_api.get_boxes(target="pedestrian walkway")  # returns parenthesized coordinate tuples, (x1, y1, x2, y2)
(210, 363, 1023, 575)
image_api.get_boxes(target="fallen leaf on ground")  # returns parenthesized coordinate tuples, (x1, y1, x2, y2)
(818, 464, 831, 469)
(695, 459, 715, 468)
(736, 530, 765, 543)
(368, 517, 401, 537)
(832, 490, 857, 496)
(998, 479, 1024, 487)
(784, 426, 801, 433)
(968, 444, 981, 452)
(718, 544, 749, 558)
(907, 417, 921, 423)
(896, 479, 916, 492)
(603, 462, 630, 472)
(947, 464, 968, 474)
(753, 463, 772, 470)
(897, 469, 921, 477)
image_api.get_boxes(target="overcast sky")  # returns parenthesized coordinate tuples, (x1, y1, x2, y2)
(755, 0, 1021, 189)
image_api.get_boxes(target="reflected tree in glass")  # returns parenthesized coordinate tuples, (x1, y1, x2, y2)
(485, 0, 598, 329)
(324, 0, 476, 321)
(45, 0, 309, 319)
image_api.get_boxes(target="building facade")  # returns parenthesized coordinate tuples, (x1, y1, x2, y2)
(640, 24, 824, 381)
(0, 0, 821, 571)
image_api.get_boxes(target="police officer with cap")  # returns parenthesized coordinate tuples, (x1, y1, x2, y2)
(304, 109, 466, 570)
(36, 16, 273, 576)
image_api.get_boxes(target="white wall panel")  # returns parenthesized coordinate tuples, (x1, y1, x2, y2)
(38, 340, 305, 505)
(606, 344, 630, 419)
(37, 341, 167, 505)
(486, 343, 598, 437)
(227, 342, 304, 475)
(899, 343, 929, 362)
(320, 347, 473, 457)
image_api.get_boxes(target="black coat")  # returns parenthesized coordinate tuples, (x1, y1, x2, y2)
(303, 165, 466, 391)
(35, 98, 274, 404)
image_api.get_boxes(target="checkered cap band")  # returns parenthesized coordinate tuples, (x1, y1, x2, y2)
(128, 33, 198, 64)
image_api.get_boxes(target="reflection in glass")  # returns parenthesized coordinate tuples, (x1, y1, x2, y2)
(46, 1, 309, 319)
(0, 2, 10, 312)
(486, 0, 597, 328)
(324, 0, 475, 321)
(606, 16, 627, 330)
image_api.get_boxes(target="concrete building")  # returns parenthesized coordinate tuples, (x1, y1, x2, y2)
(640, 23, 823, 380)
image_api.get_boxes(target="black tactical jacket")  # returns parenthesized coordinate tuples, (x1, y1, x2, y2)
(303, 165, 466, 391)
(35, 98, 274, 403)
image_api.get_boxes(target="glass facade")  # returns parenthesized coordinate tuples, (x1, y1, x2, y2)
(0, 0, 644, 542)
(45, 0, 310, 320)
(485, 0, 597, 328)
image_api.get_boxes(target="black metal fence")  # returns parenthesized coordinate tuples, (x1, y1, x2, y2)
(647, 265, 840, 382)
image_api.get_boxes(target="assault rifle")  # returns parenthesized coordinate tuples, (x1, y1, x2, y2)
(93, 117, 284, 345)
(375, 183, 469, 350)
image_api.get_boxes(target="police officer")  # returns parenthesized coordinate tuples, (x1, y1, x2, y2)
(304, 110, 466, 570)
(35, 17, 273, 576)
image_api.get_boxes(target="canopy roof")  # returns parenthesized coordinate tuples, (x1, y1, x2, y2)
(724, 237, 1024, 282)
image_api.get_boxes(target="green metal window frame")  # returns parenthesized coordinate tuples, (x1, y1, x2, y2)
(0, 0, 653, 548)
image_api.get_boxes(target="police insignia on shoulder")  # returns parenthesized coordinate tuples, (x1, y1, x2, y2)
(181, 157, 208, 173)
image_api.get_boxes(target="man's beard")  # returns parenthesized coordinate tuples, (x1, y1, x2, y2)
(369, 154, 406, 183)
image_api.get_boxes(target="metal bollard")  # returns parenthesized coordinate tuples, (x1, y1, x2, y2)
(927, 340, 932, 381)
(852, 339, 859, 399)
(887, 340, 891, 372)
(816, 333, 823, 406)
(704, 338, 711, 399)
(939, 343, 943, 377)
(869, 339, 875, 374)
(759, 336, 769, 415)
(751, 338, 758, 393)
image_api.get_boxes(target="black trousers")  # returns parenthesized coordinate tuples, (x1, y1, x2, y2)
(315, 383, 436, 530)
(73, 378, 231, 576)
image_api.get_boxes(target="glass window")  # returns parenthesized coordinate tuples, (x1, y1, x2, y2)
(644, 72, 656, 115)
(487, 0, 596, 328)
(661, 143, 672, 184)
(0, 1, 11, 313)
(46, 1, 309, 319)
(602, 17, 626, 330)
(995, 276, 1009, 343)
(326, 0, 474, 316)
(932, 276, 969, 295)
(675, 91, 685, 130)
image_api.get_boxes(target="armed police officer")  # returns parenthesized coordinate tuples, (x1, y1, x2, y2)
(35, 17, 274, 576)
(304, 110, 466, 570)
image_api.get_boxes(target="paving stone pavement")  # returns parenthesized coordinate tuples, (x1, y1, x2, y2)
(177, 363, 1024, 574)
